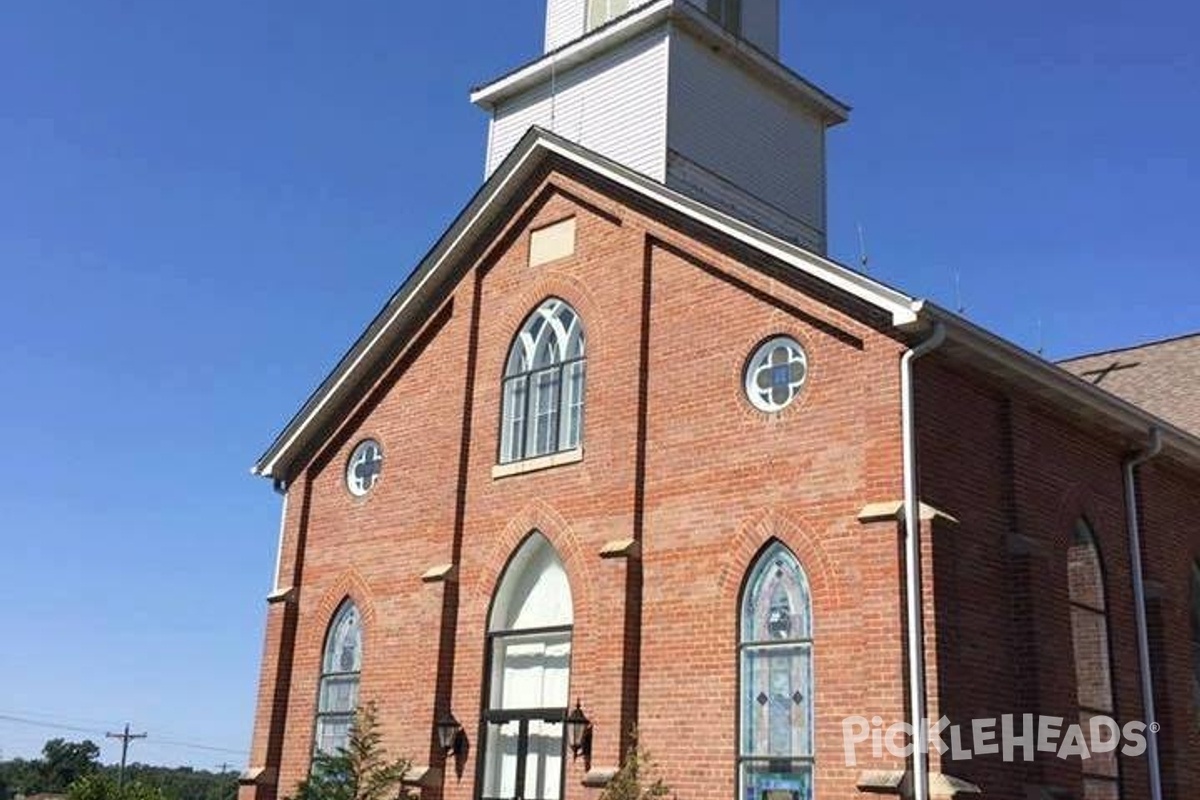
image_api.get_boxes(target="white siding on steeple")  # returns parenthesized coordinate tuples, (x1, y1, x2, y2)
(545, 0, 587, 52)
(740, 0, 780, 57)
(487, 28, 670, 180)
(545, 0, 659, 51)
(666, 31, 826, 247)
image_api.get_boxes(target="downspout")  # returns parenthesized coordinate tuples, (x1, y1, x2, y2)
(271, 479, 289, 594)
(901, 321, 945, 800)
(1123, 428, 1163, 800)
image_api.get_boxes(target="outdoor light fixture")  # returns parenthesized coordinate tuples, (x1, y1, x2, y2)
(435, 711, 462, 755)
(566, 699, 592, 761)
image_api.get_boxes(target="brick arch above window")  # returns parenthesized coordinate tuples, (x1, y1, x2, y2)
(471, 500, 598, 650)
(717, 508, 841, 615)
(308, 568, 378, 655)
(491, 273, 610, 373)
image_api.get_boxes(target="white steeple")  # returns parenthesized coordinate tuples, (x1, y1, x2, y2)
(546, 0, 779, 56)
(472, 0, 848, 252)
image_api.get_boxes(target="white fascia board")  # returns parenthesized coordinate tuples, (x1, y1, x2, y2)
(254, 137, 551, 479)
(533, 136, 917, 325)
(470, 1, 849, 124)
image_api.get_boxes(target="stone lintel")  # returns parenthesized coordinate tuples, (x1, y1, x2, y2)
(266, 586, 296, 605)
(581, 768, 618, 788)
(857, 500, 959, 525)
(421, 563, 459, 584)
(599, 538, 641, 559)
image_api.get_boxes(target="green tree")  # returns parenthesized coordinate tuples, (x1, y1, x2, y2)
(599, 730, 671, 800)
(40, 739, 101, 793)
(0, 757, 45, 798)
(67, 774, 165, 800)
(289, 704, 409, 800)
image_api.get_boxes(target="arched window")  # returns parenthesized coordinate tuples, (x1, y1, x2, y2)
(739, 542, 814, 800)
(1191, 563, 1200, 716)
(1067, 520, 1120, 798)
(481, 533, 573, 800)
(500, 299, 586, 465)
(315, 601, 362, 755)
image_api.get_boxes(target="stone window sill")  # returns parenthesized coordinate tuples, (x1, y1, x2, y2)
(492, 448, 583, 479)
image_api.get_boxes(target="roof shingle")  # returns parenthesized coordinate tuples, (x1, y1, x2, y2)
(1059, 332, 1200, 437)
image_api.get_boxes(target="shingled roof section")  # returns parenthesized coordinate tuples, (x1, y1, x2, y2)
(1059, 332, 1200, 437)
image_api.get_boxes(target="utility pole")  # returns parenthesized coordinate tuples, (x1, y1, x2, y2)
(106, 723, 147, 789)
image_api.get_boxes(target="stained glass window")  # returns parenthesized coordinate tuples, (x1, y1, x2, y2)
(500, 299, 586, 464)
(745, 337, 808, 413)
(315, 601, 361, 755)
(482, 533, 573, 800)
(1068, 520, 1121, 799)
(740, 542, 813, 800)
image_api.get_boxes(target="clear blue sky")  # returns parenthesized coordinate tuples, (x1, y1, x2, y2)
(0, 0, 1196, 770)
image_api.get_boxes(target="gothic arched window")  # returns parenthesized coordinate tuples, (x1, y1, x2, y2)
(500, 299, 586, 464)
(1067, 520, 1121, 798)
(739, 542, 814, 800)
(315, 601, 362, 755)
(481, 533, 573, 800)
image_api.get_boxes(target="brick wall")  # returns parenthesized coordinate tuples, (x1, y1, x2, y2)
(240, 163, 919, 800)
(916, 355, 1200, 799)
(239, 159, 1200, 800)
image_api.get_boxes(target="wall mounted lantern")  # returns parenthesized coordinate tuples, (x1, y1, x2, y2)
(566, 699, 592, 761)
(435, 711, 463, 755)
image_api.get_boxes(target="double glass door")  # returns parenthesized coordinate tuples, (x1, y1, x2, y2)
(481, 709, 566, 800)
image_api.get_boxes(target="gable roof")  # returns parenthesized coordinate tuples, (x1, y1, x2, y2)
(1059, 332, 1200, 437)
(252, 127, 922, 481)
(252, 127, 1200, 483)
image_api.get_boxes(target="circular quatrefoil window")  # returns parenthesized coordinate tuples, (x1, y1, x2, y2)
(745, 337, 809, 413)
(346, 439, 384, 497)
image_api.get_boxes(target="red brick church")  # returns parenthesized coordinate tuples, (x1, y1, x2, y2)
(238, 2, 1200, 799)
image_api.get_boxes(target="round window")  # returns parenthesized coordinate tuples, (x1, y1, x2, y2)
(346, 439, 383, 497)
(745, 337, 808, 412)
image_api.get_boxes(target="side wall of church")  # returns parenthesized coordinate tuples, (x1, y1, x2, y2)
(916, 356, 1200, 799)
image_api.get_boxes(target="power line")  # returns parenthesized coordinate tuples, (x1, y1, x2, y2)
(0, 713, 247, 758)
(0, 713, 106, 737)
(150, 738, 246, 756)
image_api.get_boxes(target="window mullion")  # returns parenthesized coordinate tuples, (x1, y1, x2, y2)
(552, 362, 565, 454)
(514, 719, 530, 800)
(521, 373, 532, 461)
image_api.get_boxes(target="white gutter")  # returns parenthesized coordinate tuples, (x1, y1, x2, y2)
(1123, 428, 1163, 800)
(900, 321, 946, 800)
